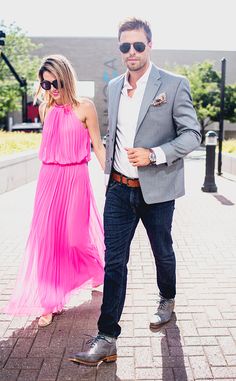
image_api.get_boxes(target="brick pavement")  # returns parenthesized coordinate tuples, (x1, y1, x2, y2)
(0, 149, 236, 381)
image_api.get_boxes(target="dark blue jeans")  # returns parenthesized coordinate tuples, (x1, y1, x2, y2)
(97, 180, 176, 338)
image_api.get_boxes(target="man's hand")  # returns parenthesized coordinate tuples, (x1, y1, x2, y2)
(125, 147, 150, 167)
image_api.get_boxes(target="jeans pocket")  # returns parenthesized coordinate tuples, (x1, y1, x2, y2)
(108, 180, 120, 190)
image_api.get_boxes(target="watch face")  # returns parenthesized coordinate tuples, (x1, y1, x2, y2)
(149, 152, 156, 162)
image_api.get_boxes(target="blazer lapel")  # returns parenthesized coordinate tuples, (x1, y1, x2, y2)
(110, 76, 124, 137)
(136, 66, 162, 133)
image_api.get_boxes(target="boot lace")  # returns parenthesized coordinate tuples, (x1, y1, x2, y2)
(84, 334, 110, 348)
(158, 298, 173, 310)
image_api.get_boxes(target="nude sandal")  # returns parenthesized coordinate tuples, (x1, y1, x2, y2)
(38, 313, 53, 327)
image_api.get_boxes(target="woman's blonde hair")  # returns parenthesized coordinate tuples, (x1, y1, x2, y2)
(34, 54, 79, 106)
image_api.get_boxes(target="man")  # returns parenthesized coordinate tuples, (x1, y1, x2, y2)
(69, 17, 201, 366)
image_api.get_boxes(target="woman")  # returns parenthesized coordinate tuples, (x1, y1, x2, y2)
(3, 54, 106, 327)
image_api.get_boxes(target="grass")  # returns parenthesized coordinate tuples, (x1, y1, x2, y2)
(221, 139, 236, 155)
(0, 130, 42, 157)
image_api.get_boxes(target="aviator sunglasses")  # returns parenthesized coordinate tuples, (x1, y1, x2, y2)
(119, 41, 146, 54)
(40, 79, 63, 91)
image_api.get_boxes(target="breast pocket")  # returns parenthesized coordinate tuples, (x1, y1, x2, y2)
(149, 103, 169, 112)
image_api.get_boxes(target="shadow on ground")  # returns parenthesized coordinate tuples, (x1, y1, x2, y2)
(0, 290, 121, 381)
(0, 291, 191, 381)
(150, 313, 189, 381)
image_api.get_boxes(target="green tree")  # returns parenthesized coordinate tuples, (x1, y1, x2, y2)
(173, 61, 236, 140)
(0, 21, 42, 124)
(224, 84, 236, 123)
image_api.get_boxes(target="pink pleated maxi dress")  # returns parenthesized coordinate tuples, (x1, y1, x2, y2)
(3, 104, 105, 316)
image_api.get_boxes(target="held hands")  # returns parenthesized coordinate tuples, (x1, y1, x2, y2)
(125, 147, 151, 167)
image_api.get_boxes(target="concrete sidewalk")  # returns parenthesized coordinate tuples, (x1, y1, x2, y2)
(0, 150, 236, 381)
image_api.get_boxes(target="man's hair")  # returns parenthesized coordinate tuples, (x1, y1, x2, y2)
(118, 17, 152, 42)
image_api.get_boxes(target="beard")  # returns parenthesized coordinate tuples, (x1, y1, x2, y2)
(126, 59, 147, 72)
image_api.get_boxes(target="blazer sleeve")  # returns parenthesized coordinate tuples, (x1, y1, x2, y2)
(159, 77, 202, 166)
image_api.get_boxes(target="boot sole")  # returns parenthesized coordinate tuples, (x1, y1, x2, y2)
(68, 354, 117, 366)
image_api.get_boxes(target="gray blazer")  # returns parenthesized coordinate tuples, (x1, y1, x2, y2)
(105, 63, 201, 204)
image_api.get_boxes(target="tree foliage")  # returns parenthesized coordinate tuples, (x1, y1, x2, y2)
(173, 61, 236, 137)
(0, 21, 42, 120)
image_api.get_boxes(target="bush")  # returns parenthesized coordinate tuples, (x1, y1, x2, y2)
(222, 139, 236, 155)
(0, 130, 41, 157)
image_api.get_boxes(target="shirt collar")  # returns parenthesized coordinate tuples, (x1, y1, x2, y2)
(123, 62, 153, 90)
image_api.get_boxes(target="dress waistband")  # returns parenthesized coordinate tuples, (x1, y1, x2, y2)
(42, 160, 87, 166)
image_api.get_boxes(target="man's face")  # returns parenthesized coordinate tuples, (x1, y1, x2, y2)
(119, 28, 152, 72)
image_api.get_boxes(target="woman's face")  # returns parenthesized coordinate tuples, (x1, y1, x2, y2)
(41, 71, 63, 103)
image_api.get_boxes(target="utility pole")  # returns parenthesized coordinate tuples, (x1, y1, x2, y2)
(217, 58, 226, 175)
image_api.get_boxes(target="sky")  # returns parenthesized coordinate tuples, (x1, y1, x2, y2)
(1, 0, 235, 51)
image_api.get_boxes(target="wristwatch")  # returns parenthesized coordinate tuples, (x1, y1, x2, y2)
(149, 149, 156, 165)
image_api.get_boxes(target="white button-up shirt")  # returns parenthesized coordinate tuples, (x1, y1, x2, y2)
(113, 63, 166, 178)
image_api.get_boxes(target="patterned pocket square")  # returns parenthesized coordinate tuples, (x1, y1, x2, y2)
(151, 92, 167, 106)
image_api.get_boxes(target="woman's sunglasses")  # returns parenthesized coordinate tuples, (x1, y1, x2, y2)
(119, 41, 146, 54)
(40, 79, 63, 91)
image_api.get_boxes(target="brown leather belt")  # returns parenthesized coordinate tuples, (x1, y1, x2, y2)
(111, 171, 140, 188)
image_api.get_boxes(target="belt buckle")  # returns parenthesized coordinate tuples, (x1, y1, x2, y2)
(126, 178, 131, 187)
